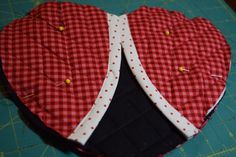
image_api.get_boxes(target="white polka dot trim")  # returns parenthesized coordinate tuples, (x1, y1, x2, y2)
(68, 13, 199, 145)
(68, 13, 122, 145)
(119, 14, 199, 139)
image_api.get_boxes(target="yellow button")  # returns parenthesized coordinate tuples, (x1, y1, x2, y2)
(165, 30, 171, 36)
(178, 66, 184, 73)
(58, 26, 65, 31)
(65, 79, 71, 85)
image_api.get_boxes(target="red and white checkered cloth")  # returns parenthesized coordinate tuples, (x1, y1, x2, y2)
(0, 2, 109, 137)
(128, 6, 231, 128)
(0, 2, 230, 137)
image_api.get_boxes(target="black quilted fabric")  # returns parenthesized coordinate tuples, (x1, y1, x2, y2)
(85, 51, 186, 157)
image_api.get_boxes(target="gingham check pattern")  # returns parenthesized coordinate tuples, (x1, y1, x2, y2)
(0, 2, 109, 137)
(0, 3, 231, 138)
(127, 6, 231, 128)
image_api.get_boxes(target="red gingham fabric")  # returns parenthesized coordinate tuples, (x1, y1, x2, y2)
(0, 2, 109, 137)
(128, 6, 231, 128)
(0, 3, 231, 138)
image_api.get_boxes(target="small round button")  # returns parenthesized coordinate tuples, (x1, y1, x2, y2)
(65, 79, 71, 85)
(165, 30, 170, 36)
(58, 26, 65, 31)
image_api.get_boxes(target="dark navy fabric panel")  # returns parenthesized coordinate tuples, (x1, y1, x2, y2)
(85, 51, 186, 157)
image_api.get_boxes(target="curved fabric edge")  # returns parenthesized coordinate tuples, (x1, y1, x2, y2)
(119, 14, 200, 139)
(206, 60, 231, 116)
(68, 13, 122, 145)
(206, 87, 225, 115)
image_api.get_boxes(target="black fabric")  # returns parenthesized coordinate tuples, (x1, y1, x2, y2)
(1, 47, 220, 157)
(85, 51, 186, 157)
(0, 49, 186, 157)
